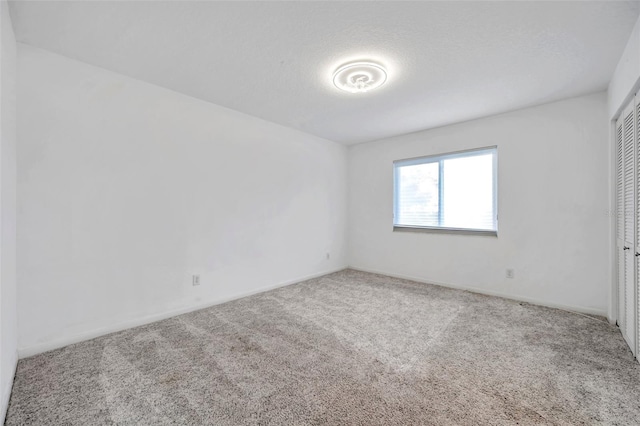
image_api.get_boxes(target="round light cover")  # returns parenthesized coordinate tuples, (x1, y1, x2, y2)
(332, 61, 387, 93)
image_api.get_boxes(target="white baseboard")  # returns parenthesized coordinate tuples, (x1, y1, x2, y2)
(18, 264, 606, 359)
(349, 266, 608, 317)
(18, 266, 347, 359)
(1, 351, 18, 424)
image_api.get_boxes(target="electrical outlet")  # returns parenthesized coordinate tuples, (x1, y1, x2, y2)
(506, 269, 514, 279)
(192, 275, 200, 286)
(326, 252, 330, 260)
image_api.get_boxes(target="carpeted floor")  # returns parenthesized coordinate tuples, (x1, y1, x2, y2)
(6, 269, 640, 425)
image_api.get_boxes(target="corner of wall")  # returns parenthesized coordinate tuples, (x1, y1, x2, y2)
(0, 350, 17, 424)
(608, 14, 640, 120)
(1, 0, 18, 418)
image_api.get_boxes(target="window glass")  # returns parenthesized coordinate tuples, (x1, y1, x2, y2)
(394, 147, 497, 233)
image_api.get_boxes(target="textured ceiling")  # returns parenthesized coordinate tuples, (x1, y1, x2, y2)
(8, 1, 640, 144)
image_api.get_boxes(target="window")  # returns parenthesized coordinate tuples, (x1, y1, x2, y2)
(393, 147, 497, 234)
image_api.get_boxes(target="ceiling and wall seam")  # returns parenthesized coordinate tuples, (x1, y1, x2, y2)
(8, 1, 639, 144)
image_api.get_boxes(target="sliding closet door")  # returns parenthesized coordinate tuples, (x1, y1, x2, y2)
(637, 98, 640, 351)
(615, 94, 640, 359)
(622, 100, 636, 355)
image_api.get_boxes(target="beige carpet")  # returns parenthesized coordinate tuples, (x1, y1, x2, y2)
(6, 269, 640, 425)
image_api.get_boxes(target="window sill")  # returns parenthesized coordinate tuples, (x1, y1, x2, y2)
(393, 225, 498, 237)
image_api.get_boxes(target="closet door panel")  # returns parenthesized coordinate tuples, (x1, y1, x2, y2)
(617, 117, 625, 333)
(623, 101, 636, 355)
(637, 97, 640, 352)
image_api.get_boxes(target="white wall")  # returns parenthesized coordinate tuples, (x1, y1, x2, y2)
(348, 92, 610, 315)
(17, 44, 348, 356)
(0, 0, 17, 421)
(608, 14, 640, 120)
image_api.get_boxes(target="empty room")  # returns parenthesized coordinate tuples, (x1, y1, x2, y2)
(1, 0, 640, 424)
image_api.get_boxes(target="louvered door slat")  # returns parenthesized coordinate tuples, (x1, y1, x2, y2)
(637, 98, 640, 353)
(623, 102, 636, 355)
(617, 116, 625, 334)
(619, 124, 624, 240)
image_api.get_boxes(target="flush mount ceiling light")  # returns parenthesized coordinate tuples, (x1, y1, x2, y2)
(332, 61, 387, 94)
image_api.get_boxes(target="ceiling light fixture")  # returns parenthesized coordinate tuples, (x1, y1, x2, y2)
(332, 61, 387, 94)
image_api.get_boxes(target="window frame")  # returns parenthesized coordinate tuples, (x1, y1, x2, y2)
(393, 146, 498, 236)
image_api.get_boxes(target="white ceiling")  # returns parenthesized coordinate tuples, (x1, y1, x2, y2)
(9, 1, 640, 145)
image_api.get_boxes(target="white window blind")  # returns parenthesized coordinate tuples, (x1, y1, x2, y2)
(393, 147, 497, 233)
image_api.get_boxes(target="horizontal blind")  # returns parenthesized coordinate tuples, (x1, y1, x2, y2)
(395, 162, 439, 226)
(394, 147, 496, 231)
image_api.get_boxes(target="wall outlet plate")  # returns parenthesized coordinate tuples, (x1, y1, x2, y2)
(192, 275, 200, 286)
(506, 269, 514, 279)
